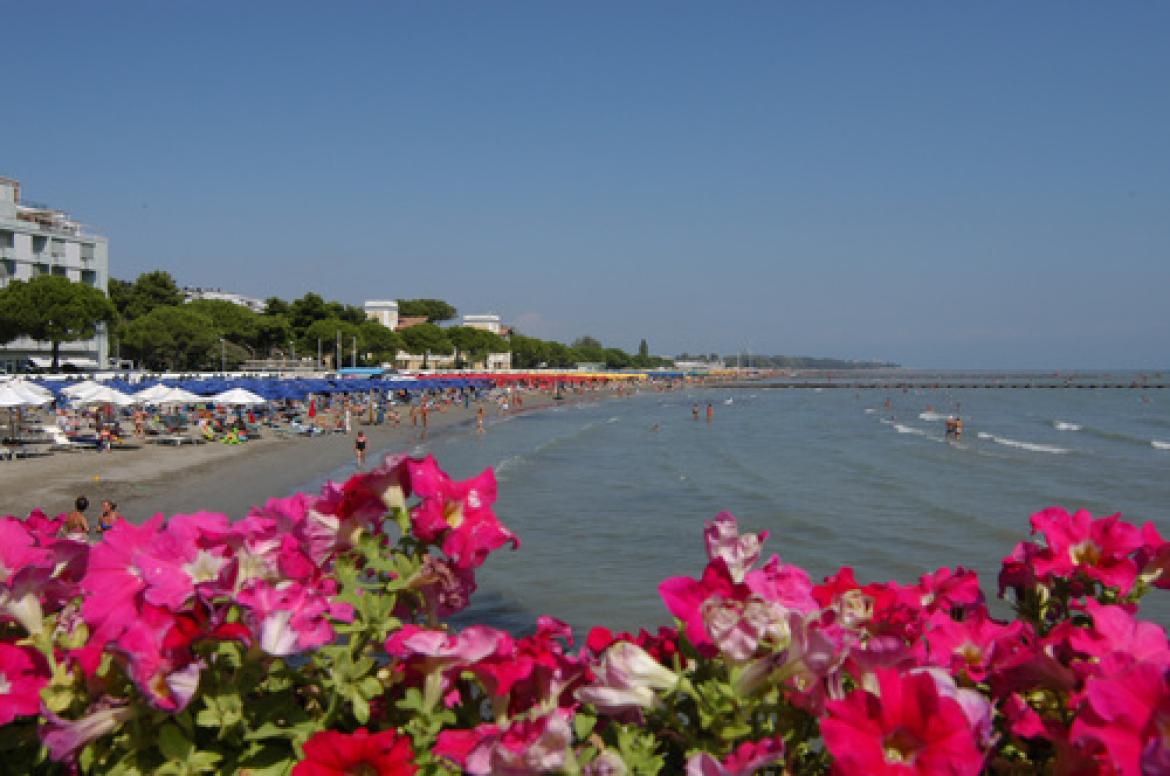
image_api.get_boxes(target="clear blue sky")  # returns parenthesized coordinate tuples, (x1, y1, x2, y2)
(3, 2, 1167, 368)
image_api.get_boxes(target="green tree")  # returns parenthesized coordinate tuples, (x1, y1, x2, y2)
(185, 299, 259, 345)
(120, 305, 217, 371)
(123, 271, 184, 320)
(255, 314, 292, 358)
(604, 347, 632, 369)
(446, 326, 508, 368)
(358, 320, 402, 365)
(262, 296, 290, 317)
(302, 318, 361, 368)
(289, 293, 331, 337)
(107, 277, 134, 319)
(508, 334, 549, 369)
(0, 276, 116, 369)
(397, 298, 457, 323)
(571, 335, 606, 364)
(546, 341, 575, 368)
(400, 323, 453, 368)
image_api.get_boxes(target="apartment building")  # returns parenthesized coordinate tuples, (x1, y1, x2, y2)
(0, 177, 110, 372)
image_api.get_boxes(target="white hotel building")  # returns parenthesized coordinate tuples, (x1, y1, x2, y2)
(0, 177, 110, 372)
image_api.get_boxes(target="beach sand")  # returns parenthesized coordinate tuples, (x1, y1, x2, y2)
(0, 390, 578, 525)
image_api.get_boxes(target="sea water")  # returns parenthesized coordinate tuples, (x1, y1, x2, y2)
(379, 385, 1170, 636)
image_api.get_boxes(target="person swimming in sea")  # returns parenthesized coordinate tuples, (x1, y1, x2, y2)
(945, 417, 963, 438)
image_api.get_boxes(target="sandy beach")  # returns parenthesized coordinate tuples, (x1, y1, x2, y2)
(0, 388, 587, 526)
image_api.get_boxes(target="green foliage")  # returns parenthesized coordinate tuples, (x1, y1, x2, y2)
(400, 323, 453, 367)
(111, 271, 184, 320)
(120, 305, 218, 371)
(358, 320, 402, 365)
(0, 275, 117, 367)
(446, 326, 507, 367)
(397, 298, 457, 323)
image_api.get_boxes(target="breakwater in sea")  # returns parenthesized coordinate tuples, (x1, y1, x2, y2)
(727, 369, 1167, 391)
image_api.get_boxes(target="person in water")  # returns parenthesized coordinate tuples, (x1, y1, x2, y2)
(945, 417, 963, 438)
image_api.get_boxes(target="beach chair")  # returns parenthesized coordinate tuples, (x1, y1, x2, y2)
(39, 425, 88, 453)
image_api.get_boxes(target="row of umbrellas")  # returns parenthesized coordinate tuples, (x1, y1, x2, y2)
(0, 379, 268, 409)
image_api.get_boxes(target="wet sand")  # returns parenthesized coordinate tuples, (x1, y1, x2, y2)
(0, 390, 579, 524)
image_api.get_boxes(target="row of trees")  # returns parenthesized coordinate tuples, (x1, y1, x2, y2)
(2, 269, 674, 372)
(106, 274, 501, 371)
(510, 335, 673, 370)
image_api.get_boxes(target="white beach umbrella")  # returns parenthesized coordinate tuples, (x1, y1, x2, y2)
(71, 385, 137, 407)
(0, 382, 52, 408)
(133, 383, 175, 403)
(61, 379, 104, 398)
(6, 380, 54, 402)
(157, 386, 203, 404)
(210, 388, 268, 406)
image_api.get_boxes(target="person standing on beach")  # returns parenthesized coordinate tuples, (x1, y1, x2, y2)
(64, 496, 89, 539)
(354, 430, 368, 468)
(476, 405, 485, 434)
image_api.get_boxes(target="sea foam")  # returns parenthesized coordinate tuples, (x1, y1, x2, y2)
(978, 431, 1069, 454)
(918, 411, 950, 422)
(1153, 440, 1170, 451)
(1053, 420, 1082, 431)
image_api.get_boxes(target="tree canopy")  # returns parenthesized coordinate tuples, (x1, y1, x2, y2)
(102, 271, 677, 371)
(0, 275, 116, 368)
(397, 298, 457, 323)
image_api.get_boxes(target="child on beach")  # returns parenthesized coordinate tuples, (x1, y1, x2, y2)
(64, 496, 89, 539)
(98, 500, 123, 534)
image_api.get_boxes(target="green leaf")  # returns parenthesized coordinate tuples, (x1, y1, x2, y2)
(158, 724, 194, 761)
(352, 694, 370, 725)
(574, 712, 597, 740)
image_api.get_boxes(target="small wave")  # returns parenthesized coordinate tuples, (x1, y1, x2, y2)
(979, 433, 1069, 454)
(879, 418, 894, 426)
(864, 408, 876, 414)
(894, 424, 926, 436)
(918, 411, 950, 422)
(1053, 420, 1082, 432)
(606, 417, 619, 424)
(1153, 440, 1170, 451)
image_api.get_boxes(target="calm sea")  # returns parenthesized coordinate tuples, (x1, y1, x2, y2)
(348, 383, 1170, 636)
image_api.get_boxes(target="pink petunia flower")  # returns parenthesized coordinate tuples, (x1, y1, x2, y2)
(686, 735, 785, 776)
(408, 456, 519, 569)
(434, 712, 572, 776)
(40, 703, 135, 762)
(575, 641, 679, 715)
(918, 609, 1030, 683)
(821, 668, 986, 775)
(703, 511, 767, 583)
(292, 727, 417, 776)
(0, 642, 50, 725)
(1029, 507, 1144, 593)
(80, 516, 164, 646)
(1070, 654, 1170, 776)
(236, 579, 352, 656)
